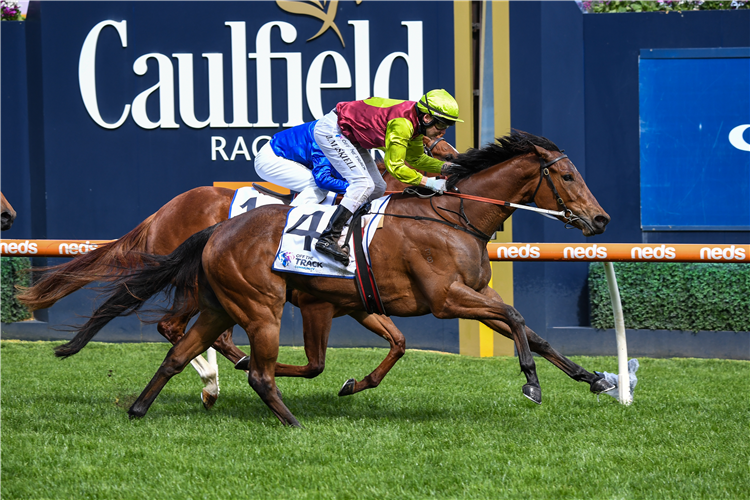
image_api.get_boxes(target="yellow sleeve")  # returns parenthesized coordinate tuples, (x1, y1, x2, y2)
(405, 140, 445, 173)
(384, 118, 444, 185)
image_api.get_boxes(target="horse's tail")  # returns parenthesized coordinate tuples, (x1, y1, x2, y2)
(54, 223, 221, 358)
(17, 213, 157, 311)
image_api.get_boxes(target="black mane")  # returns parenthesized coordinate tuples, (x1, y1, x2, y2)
(445, 130, 560, 187)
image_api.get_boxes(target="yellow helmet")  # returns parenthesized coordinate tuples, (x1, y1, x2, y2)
(416, 89, 464, 123)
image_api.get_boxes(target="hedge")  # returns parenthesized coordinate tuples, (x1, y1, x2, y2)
(589, 262, 749, 332)
(1, 256, 32, 323)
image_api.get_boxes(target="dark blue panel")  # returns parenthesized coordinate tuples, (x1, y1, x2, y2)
(1, 22, 31, 239)
(511, 4, 750, 339)
(28, 1, 455, 240)
(583, 9, 750, 244)
(640, 55, 750, 230)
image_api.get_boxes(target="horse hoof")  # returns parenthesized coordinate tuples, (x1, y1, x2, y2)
(338, 378, 356, 397)
(523, 384, 542, 405)
(201, 389, 218, 410)
(127, 407, 146, 419)
(590, 377, 615, 394)
(235, 356, 251, 371)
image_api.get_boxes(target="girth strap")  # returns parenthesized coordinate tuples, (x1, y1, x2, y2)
(349, 207, 387, 316)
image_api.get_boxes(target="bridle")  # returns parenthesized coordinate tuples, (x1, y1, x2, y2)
(424, 137, 449, 157)
(527, 153, 592, 232)
(530, 154, 574, 220)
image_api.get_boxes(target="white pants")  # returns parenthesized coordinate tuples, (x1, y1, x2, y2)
(254, 142, 329, 207)
(313, 111, 386, 213)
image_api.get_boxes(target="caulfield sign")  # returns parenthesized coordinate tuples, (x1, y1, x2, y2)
(77, 4, 427, 162)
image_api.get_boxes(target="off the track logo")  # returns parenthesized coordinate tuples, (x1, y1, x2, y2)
(276, 0, 364, 46)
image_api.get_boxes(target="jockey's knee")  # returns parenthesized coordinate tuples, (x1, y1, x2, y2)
(371, 177, 386, 199)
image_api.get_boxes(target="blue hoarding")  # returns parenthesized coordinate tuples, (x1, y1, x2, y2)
(639, 48, 750, 231)
(15, 1, 455, 240)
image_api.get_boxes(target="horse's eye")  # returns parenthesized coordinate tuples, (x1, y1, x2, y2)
(562, 174, 574, 182)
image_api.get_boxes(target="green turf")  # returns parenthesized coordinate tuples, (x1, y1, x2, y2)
(1, 341, 748, 499)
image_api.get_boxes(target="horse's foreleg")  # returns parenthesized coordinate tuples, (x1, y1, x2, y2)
(338, 312, 406, 397)
(433, 282, 540, 404)
(522, 326, 613, 394)
(468, 287, 613, 394)
(129, 308, 233, 419)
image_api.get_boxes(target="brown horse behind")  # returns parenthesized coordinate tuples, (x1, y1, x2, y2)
(1, 192, 17, 231)
(64, 131, 614, 427)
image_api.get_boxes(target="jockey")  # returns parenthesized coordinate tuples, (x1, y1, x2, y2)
(254, 120, 349, 207)
(313, 88, 462, 263)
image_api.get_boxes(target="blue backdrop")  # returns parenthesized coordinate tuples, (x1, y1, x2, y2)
(639, 48, 750, 230)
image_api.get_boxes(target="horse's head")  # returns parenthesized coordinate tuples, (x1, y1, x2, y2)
(531, 145, 609, 236)
(1, 192, 17, 231)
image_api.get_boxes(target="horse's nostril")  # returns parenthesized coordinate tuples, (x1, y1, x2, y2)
(594, 215, 609, 226)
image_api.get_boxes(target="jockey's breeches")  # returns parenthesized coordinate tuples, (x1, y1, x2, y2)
(314, 111, 386, 213)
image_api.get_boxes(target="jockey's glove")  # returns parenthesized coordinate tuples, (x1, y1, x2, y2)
(425, 177, 448, 194)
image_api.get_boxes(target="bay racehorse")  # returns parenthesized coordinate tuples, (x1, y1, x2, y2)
(1, 192, 17, 231)
(61, 131, 613, 427)
(18, 137, 458, 407)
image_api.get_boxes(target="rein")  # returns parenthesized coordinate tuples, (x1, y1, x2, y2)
(381, 153, 584, 241)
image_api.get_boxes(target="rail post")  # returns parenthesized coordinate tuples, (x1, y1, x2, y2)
(604, 262, 631, 405)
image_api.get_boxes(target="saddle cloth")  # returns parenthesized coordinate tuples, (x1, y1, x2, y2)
(272, 195, 392, 278)
(229, 186, 336, 219)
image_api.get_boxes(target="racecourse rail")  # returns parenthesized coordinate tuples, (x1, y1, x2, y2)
(2, 239, 748, 263)
(3, 239, 749, 405)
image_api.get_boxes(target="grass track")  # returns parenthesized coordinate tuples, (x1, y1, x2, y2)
(1, 341, 748, 499)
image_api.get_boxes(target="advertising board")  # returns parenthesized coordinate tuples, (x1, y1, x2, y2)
(25, 1, 456, 239)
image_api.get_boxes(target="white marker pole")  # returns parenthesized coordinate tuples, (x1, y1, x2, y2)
(604, 262, 632, 405)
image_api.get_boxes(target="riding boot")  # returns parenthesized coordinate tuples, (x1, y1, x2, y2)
(315, 205, 353, 264)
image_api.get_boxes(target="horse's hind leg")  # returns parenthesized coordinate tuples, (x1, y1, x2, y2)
(244, 326, 301, 428)
(158, 309, 247, 409)
(338, 312, 406, 397)
(272, 294, 333, 378)
(157, 313, 220, 409)
(129, 308, 234, 419)
(235, 308, 301, 427)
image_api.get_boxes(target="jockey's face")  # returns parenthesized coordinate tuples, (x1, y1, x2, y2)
(422, 114, 448, 139)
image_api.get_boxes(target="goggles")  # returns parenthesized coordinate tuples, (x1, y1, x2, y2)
(432, 116, 453, 130)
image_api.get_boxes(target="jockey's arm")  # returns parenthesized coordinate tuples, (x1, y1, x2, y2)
(384, 118, 444, 186)
(311, 143, 349, 194)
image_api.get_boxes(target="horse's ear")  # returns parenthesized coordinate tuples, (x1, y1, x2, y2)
(532, 144, 548, 159)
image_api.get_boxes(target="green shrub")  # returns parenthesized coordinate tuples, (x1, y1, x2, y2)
(589, 262, 750, 332)
(1, 257, 32, 323)
(581, 0, 749, 13)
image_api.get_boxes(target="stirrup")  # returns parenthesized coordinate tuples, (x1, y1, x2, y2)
(317, 240, 349, 264)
